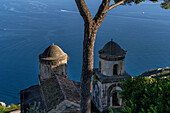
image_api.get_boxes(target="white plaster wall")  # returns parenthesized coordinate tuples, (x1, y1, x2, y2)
(99, 58, 125, 76)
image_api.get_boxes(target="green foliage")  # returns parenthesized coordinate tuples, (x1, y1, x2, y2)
(93, 75, 100, 85)
(120, 76, 170, 113)
(108, 106, 118, 113)
(0, 104, 20, 113)
(150, 0, 158, 3)
(106, 77, 110, 81)
(0, 105, 5, 113)
(139, 67, 170, 78)
(113, 0, 170, 9)
(161, 0, 170, 9)
(26, 101, 46, 113)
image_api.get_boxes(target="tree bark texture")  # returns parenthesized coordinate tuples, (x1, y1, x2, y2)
(80, 23, 96, 113)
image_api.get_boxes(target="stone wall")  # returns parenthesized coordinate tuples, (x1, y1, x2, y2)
(39, 59, 67, 81)
(48, 100, 80, 113)
(92, 77, 123, 112)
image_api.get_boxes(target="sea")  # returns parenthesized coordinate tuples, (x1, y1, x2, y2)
(0, 0, 170, 105)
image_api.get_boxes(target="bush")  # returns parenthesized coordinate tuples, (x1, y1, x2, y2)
(26, 101, 46, 113)
(108, 106, 118, 113)
(0, 104, 20, 113)
(120, 76, 170, 113)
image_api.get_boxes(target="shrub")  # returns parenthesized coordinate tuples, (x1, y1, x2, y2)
(0, 104, 20, 113)
(120, 77, 170, 113)
(26, 101, 46, 113)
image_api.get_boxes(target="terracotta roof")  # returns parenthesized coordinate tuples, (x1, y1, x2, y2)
(39, 44, 69, 61)
(99, 41, 126, 56)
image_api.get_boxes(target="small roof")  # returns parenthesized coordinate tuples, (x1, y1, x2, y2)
(99, 41, 126, 56)
(57, 76, 80, 104)
(39, 44, 69, 61)
(94, 69, 131, 83)
(20, 85, 44, 112)
(40, 76, 80, 111)
(40, 77, 65, 111)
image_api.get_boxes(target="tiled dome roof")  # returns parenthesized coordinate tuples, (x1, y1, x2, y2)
(99, 41, 126, 56)
(39, 44, 69, 60)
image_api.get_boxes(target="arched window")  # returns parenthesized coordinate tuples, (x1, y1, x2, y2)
(112, 92, 119, 106)
(113, 64, 118, 75)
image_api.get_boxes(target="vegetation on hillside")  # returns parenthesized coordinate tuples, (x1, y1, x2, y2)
(120, 76, 170, 113)
(139, 67, 170, 78)
(0, 104, 20, 113)
(25, 101, 46, 113)
(108, 106, 118, 113)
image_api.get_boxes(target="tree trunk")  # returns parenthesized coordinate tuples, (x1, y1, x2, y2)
(80, 23, 97, 113)
(75, 0, 131, 112)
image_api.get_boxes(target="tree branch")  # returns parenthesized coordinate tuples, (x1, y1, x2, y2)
(91, 0, 111, 30)
(75, 0, 92, 24)
(108, 0, 128, 11)
(93, 0, 111, 22)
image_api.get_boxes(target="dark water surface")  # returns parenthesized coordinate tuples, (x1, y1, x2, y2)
(0, 0, 170, 105)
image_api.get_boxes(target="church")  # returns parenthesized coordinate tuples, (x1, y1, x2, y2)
(20, 44, 80, 113)
(91, 41, 131, 112)
(20, 40, 131, 113)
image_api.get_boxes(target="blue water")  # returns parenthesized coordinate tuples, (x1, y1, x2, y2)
(0, 0, 170, 105)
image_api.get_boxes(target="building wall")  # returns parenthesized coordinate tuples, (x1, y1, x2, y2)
(92, 76, 123, 112)
(99, 58, 125, 76)
(91, 78, 102, 112)
(39, 59, 67, 81)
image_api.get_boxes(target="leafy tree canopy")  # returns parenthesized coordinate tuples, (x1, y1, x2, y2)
(120, 76, 170, 113)
(113, 0, 170, 9)
(161, 0, 170, 9)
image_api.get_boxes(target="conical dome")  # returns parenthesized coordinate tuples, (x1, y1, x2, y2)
(39, 44, 69, 61)
(99, 41, 126, 56)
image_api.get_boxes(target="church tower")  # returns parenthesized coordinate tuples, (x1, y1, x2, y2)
(92, 40, 131, 112)
(98, 40, 127, 76)
(39, 44, 69, 82)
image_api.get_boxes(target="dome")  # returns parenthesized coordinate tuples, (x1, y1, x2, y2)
(39, 44, 69, 60)
(99, 41, 126, 56)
